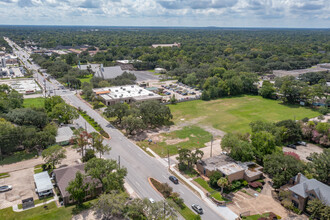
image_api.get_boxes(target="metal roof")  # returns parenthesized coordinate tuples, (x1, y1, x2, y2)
(33, 171, 53, 193)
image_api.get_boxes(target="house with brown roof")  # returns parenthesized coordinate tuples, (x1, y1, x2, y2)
(289, 173, 330, 211)
(53, 164, 102, 205)
(196, 154, 263, 183)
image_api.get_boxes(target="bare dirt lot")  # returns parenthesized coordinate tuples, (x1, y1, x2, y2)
(282, 143, 324, 162)
(0, 146, 81, 209)
(227, 181, 307, 220)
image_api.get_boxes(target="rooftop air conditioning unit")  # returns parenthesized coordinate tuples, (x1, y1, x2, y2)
(115, 90, 118, 92)
(131, 85, 134, 88)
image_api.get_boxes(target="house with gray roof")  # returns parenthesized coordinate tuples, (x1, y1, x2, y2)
(289, 173, 330, 211)
(55, 126, 74, 146)
(53, 164, 102, 205)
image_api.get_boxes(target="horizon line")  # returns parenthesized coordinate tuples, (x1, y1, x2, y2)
(0, 24, 329, 30)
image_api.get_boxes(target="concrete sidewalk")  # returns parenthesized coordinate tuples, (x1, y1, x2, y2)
(12, 198, 56, 212)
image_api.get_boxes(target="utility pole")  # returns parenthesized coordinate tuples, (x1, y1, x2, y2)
(85, 122, 87, 131)
(210, 135, 213, 157)
(118, 155, 121, 168)
(163, 201, 166, 220)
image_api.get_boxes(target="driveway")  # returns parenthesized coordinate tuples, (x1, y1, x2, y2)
(282, 143, 324, 162)
(0, 147, 81, 209)
(0, 168, 37, 209)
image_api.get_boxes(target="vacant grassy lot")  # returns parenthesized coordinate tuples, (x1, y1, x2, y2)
(169, 95, 320, 133)
(23, 97, 45, 108)
(137, 126, 212, 157)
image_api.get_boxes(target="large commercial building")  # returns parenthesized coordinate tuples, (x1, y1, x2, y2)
(93, 85, 162, 106)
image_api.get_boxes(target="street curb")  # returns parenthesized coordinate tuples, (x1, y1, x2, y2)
(147, 177, 164, 198)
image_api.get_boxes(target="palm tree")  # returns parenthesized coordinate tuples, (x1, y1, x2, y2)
(217, 177, 229, 194)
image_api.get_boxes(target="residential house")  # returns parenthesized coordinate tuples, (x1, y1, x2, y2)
(55, 126, 74, 146)
(53, 164, 102, 206)
(197, 154, 263, 183)
(289, 173, 330, 211)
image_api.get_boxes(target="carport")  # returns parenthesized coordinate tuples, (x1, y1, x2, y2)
(33, 171, 53, 197)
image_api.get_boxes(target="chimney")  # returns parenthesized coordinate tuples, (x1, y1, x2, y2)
(296, 173, 301, 184)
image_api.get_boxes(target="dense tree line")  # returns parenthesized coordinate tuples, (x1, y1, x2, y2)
(104, 101, 172, 135)
(0, 37, 12, 53)
(222, 119, 329, 188)
(0, 90, 79, 160)
(1, 27, 329, 89)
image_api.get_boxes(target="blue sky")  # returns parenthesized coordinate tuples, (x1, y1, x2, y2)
(0, 0, 329, 28)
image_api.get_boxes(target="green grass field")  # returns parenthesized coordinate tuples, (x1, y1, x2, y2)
(78, 74, 93, 84)
(137, 126, 212, 157)
(169, 95, 320, 133)
(23, 97, 45, 108)
(0, 202, 72, 220)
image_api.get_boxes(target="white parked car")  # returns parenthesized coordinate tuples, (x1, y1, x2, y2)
(149, 198, 155, 204)
(0, 185, 12, 192)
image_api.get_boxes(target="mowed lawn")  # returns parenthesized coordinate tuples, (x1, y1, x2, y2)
(0, 202, 72, 220)
(78, 74, 93, 84)
(169, 95, 320, 133)
(23, 97, 45, 108)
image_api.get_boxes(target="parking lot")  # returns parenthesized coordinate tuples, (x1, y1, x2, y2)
(282, 143, 324, 162)
(0, 168, 37, 209)
(149, 80, 202, 102)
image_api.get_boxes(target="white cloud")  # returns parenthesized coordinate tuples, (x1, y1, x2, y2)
(0, 0, 328, 27)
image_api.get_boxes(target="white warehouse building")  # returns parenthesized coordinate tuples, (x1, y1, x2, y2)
(93, 85, 162, 106)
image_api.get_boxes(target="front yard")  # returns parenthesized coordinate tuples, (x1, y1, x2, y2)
(194, 178, 225, 201)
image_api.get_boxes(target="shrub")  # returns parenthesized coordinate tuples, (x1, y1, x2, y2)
(318, 106, 329, 115)
(301, 117, 309, 123)
(241, 180, 248, 186)
(208, 172, 222, 188)
(249, 181, 262, 188)
(83, 149, 96, 162)
(100, 130, 109, 138)
(284, 152, 300, 160)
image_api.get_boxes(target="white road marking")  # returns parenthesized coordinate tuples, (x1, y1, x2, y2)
(135, 181, 140, 187)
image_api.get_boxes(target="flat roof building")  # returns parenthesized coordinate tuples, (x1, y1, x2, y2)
(152, 42, 181, 48)
(197, 154, 264, 183)
(93, 85, 162, 106)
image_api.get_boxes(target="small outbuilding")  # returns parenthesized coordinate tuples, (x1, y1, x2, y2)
(33, 171, 53, 197)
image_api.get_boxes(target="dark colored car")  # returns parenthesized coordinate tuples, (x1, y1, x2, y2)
(306, 156, 313, 161)
(169, 176, 179, 184)
(191, 204, 203, 214)
(286, 144, 297, 149)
